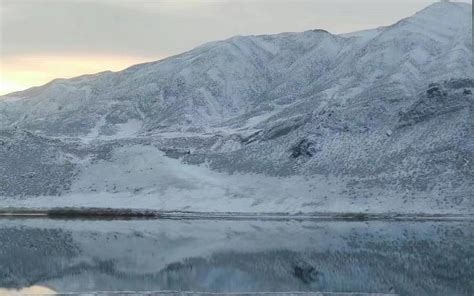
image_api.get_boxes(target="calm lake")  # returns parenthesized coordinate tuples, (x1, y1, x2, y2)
(0, 218, 472, 295)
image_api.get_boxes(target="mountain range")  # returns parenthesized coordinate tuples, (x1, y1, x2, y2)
(0, 1, 472, 214)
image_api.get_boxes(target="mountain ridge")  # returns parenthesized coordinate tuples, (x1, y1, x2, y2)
(0, 2, 472, 214)
(2, 1, 470, 99)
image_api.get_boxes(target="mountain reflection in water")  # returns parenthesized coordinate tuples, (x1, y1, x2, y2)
(0, 219, 472, 296)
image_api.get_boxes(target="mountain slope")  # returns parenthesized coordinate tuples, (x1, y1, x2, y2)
(0, 1, 472, 214)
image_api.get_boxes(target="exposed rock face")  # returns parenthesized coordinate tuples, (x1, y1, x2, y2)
(0, 2, 472, 213)
(290, 139, 317, 159)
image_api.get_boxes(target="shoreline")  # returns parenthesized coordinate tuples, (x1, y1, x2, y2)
(0, 207, 472, 221)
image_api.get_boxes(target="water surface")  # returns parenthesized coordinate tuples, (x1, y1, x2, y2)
(0, 218, 472, 295)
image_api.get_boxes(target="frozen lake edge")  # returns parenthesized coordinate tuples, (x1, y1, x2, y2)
(0, 207, 472, 221)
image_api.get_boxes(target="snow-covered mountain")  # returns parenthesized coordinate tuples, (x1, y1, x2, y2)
(0, 1, 472, 214)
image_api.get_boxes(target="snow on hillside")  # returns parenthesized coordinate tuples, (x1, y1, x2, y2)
(4, 144, 459, 214)
(0, 1, 472, 214)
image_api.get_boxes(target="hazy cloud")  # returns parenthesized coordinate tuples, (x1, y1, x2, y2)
(0, 0, 471, 95)
(2, 0, 471, 59)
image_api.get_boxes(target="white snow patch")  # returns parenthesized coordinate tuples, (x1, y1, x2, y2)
(81, 115, 106, 144)
(109, 119, 143, 139)
(0, 145, 458, 214)
(81, 118, 143, 143)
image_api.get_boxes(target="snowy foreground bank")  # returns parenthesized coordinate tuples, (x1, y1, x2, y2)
(0, 145, 471, 216)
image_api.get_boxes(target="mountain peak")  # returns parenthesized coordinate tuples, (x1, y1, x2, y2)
(415, 0, 472, 17)
(380, 0, 472, 40)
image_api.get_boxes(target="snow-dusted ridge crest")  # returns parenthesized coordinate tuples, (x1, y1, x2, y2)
(0, 1, 472, 214)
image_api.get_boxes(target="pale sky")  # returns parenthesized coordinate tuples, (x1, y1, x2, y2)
(0, 0, 472, 95)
